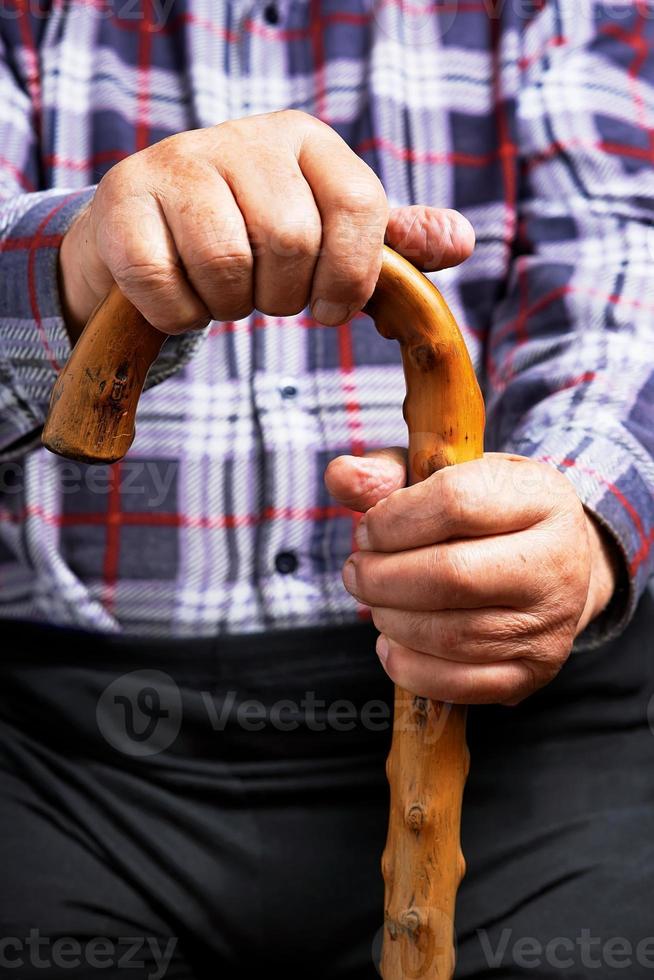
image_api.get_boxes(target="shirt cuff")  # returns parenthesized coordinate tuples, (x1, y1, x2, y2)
(0, 187, 207, 459)
(505, 423, 653, 651)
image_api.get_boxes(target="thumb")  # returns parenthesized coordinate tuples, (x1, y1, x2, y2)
(324, 447, 407, 513)
(385, 205, 475, 271)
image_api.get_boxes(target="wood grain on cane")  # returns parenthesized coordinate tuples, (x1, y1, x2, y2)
(42, 244, 486, 980)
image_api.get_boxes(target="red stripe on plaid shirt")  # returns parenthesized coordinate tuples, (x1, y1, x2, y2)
(0, 234, 60, 252)
(490, 13, 518, 260)
(552, 456, 654, 575)
(14, 0, 41, 120)
(0, 155, 35, 192)
(488, 283, 654, 389)
(0, 504, 353, 529)
(135, 0, 155, 153)
(43, 149, 129, 174)
(356, 135, 502, 168)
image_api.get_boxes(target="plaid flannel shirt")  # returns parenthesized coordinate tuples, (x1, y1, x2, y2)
(1, 0, 653, 641)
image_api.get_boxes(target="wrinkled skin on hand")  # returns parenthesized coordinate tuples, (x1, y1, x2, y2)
(59, 109, 474, 341)
(326, 451, 620, 705)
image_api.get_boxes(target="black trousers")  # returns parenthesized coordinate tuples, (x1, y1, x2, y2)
(1, 591, 654, 979)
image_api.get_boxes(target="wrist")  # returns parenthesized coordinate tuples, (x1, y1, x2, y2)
(579, 510, 621, 633)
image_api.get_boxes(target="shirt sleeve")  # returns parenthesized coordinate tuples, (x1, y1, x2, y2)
(0, 33, 205, 461)
(485, 2, 654, 649)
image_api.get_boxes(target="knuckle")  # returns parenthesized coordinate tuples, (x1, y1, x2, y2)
(491, 611, 539, 648)
(190, 244, 252, 284)
(423, 545, 442, 591)
(114, 258, 178, 293)
(356, 559, 376, 598)
(277, 107, 315, 128)
(268, 217, 321, 262)
(435, 618, 462, 660)
(519, 658, 549, 698)
(547, 468, 578, 510)
(402, 611, 431, 652)
(370, 607, 389, 634)
(366, 495, 393, 545)
(150, 300, 210, 335)
(322, 260, 378, 309)
(96, 161, 128, 200)
(383, 646, 407, 688)
(435, 468, 466, 532)
(334, 178, 387, 219)
(113, 261, 209, 335)
(212, 118, 244, 148)
(362, 557, 390, 602)
(149, 129, 188, 156)
(430, 545, 470, 601)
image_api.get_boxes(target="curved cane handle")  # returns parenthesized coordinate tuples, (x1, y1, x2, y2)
(42, 287, 167, 463)
(41, 245, 485, 979)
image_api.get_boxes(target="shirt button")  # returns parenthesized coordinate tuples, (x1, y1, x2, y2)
(263, 3, 280, 24)
(275, 551, 298, 575)
(279, 379, 298, 399)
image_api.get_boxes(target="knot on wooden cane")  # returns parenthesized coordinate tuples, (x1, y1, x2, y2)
(386, 907, 423, 943)
(405, 802, 426, 835)
(412, 696, 430, 726)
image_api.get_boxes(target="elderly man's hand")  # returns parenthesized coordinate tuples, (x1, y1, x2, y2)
(325, 451, 620, 705)
(59, 110, 474, 340)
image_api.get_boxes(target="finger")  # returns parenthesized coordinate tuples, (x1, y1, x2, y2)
(299, 124, 389, 325)
(222, 151, 322, 316)
(371, 605, 547, 663)
(159, 170, 254, 322)
(324, 448, 407, 513)
(376, 634, 551, 704)
(357, 454, 557, 553)
(385, 206, 475, 271)
(344, 530, 551, 610)
(93, 173, 210, 335)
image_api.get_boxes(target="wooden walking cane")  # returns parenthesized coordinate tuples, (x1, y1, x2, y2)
(42, 245, 485, 980)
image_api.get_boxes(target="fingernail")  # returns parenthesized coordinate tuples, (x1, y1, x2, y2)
(377, 635, 389, 667)
(342, 559, 357, 596)
(355, 517, 370, 551)
(312, 299, 355, 325)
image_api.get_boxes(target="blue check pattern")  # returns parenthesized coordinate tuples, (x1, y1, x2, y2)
(0, 0, 653, 643)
